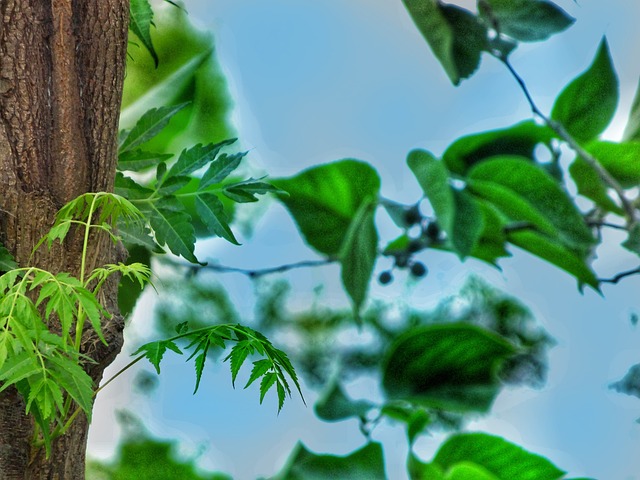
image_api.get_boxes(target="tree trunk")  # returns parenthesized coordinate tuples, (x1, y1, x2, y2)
(0, 1, 129, 478)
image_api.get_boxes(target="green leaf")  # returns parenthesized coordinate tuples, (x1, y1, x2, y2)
(442, 120, 554, 176)
(276, 442, 386, 480)
(444, 462, 499, 480)
(479, 0, 574, 42)
(118, 149, 174, 172)
(551, 38, 618, 143)
(314, 381, 374, 422)
(134, 340, 183, 374)
(47, 355, 95, 421)
(408, 452, 445, 480)
(402, 1, 488, 85)
(225, 341, 252, 387)
(623, 79, 640, 141)
(143, 199, 199, 264)
(0, 351, 42, 392)
(581, 141, 640, 188)
(119, 103, 188, 153)
(382, 323, 516, 412)
(275, 160, 381, 256)
(200, 152, 246, 189)
(432, 433, 565, 480)
(467, 156, 594, 251)
(193, 193, 239, 245)
(167, 139, 236, 179)
(245, 359, 272, 389)
(622, 224, 640, 257)
(339, 198, 378, 318)
(193, 352, 206, 394)
(568, 157, 622, 215)
(259, 372, 277, 404)
(129, 0, 158, 67)
(223, 178, 284, 203)
(0, 245, 17, 271)
(407, 150, 483, 258)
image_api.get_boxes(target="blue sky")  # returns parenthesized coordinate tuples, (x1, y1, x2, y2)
(89, 1, 640, 479)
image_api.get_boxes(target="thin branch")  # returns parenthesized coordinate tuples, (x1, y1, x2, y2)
(587, 220, 627, 231)
(501, 57, 637, 224)
(599, 266, 640, 284)
(164, 257, 338, 278)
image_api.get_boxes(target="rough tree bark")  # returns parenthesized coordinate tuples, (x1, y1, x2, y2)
(0, 1, 129, 478)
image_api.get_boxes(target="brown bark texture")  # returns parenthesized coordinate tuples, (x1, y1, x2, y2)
(0, 0, 129, 478)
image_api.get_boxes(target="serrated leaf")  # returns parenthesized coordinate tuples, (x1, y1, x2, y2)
(245, 359, 272, 389)
(134, 340, 182, 374)
(114, 173, 154, 201)
(167, 139, 236, 179)
(129, 0, 158, 67)
(275, 160, 381, 256)
(223, 178, 284, 203)
(479, 0, 574, 42)
(143, 199, 199, 264)
(175, 321, 189, 334)
(0, 245, 17, 272)
(0, 351, 42, 392)
(118, 149, 173, 172)
(200, 151, 246, 189)
(194, 193, 239, 244)
(339, 198, 378, 318)
(433, 433, 565, 480)
(47, 356, 94, 421)
(75, 287, 108, 345)
(193, 352, 206, 394)
(551, 39, 618, 143)
(403, 1, 488, 85)
(259, 372, 277, 404)
(226, 341, 252, 387)
(157, 175, 191, 195)
(382, 323, 515, 412)
(119, 103, 189, 154)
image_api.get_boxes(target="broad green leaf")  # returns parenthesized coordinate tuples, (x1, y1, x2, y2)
(442, 121, 554, 176)
(340, 199, 378, 318)
(194, 193, 239, 245)
(622, 224, 640, 257)
(276, 442, 386, 480)
(403, 1, 488, 85)
(507, 230, 598, 289)
(468, 156, 594, 251)
(129, 0, 158, 67)
(551, 39, 618, 143)
(275, 160, 381, 256)
(134, 340, 183, 374)
(143, 199, 199, 263)
(122, 6, 233, 153)
(582, 141, 640, 188)
(479, 0, 574, 42)
(568, 158, 622, 215)
(119, 103, 188, 154)
(408, 452, 445, 480)
(0, 245, 17, 271)
(445, 462, 499, 480)
(315, 381, 374, 422)
(451, 190, 484, 259)
(47, 356, 95, 421)
(433, 433, 565, 480)
(382, 323, 515, 412)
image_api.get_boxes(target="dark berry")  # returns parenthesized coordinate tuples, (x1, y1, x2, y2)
(425, 222, 441, 241)
(408, 239, 423, 253)
(394, 255, 409, 269)
(378, 271, 393, 285)
(410, 262, 428, 278)
(404, 206, 422, 226)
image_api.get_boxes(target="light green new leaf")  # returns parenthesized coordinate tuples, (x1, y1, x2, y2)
(129, 0, 158, 67)
(551, 39, 618, 143)
(442, 120, 555, 175)
(47, 355, 95, 421)
(382, 323, 515, 413)
(479, 0, 574, 42)
(0, 351, 42, 393)
(134, 340, 183, 374)
(194, 193, 239, 245)
(433, 433, 565, 480)
(275, 442, 386, 480)
(403, 0, 488, 85)
(340, 199, 378, 318)
(468, 156, 594, 251)
(143, 199, 199, 264)
(275, 160, 381, 256)
(119, 103, 188, 154)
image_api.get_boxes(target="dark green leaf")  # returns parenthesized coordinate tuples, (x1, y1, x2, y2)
(194, 193, 239, 245)
(115, 173, 154, 201)
(568, 157, 622, 215)
(157, 176, 191, 195)
(0, 352, 41, 392)
(134, 340, 183, 374)
(622, 224, 640, 257)
(48, 355, 95, 421)
(340, 199, 378, 318)
(0, 245, 17, 272)
(226, 341, 252, 387)
(442, 120, 554, 176)
(223, 178, 284, 203)
(433, 433, 565, 480)
(623, 79, 640, 141)
(275, 160, 381, 256)
(479, 0, 574, 42)
(129, 0, 158, 67)
(451, 190, 484, 259)
(175, 322, 189, 334)
(259, 372, 277, 404)
(119, 103, 188, 153)
(118, 149, 173, 172)
(200, 152, 246, 189)
(143, 198, 199, 264)
(403, 1, 488, 85)
(314, 381, 374, 422)
(167, 139, 236, 179)
(382, 323, 515, 412)
(610, 363, 640, 399)
(276, 442, 386, 480)
(551, 39, 618, 143)
(193, 352, 206, 394)
(245, 359, 272, 389)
